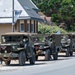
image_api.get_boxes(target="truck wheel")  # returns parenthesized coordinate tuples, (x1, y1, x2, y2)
(35, 56, 38, 61)
(5, 60, 11, 65)
(30, 53, 35, 65)
(66, 47, 70, 57)
(69, 51, 73, 56)
(45, 49, 50, 61)
(19, 51, 25, 66)
(53, 52, 58, 60)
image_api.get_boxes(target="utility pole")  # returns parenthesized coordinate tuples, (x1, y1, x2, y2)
(12, 0, 14, 32)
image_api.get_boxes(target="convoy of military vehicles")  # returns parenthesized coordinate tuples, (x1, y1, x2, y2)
(0, 32, 75, 66)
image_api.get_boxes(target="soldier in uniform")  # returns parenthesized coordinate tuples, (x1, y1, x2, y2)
(23, 37, 34, 57)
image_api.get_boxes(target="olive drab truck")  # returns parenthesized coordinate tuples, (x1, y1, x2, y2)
(0, 32, 36, 66)
(32, 34, 58, 61)
(71, 33, 75, 52)
(50, 34, 73, 57)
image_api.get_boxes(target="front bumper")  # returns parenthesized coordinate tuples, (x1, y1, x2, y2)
(0, 53, 18, 59)
(36, 50, 46, 56)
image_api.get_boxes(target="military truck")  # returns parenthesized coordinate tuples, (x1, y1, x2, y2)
(50, 34, 73, 57)
(32, 34, 58, 61)
(70, 33, 75, 52)
(0, 32, 36, 65)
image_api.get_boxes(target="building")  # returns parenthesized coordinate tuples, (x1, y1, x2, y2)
(0, 0, 43, 37)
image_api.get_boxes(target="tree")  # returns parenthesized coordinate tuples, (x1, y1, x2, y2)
(32, 0, 75, 31)
(32, 0, 61, 16)
(56, 0, 75, 31)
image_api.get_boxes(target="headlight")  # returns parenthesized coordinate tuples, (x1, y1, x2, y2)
(12, 46, 15, 49)
(39, 45, 44, 49)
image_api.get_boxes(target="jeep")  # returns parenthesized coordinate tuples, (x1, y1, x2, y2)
(71, 33, 75, 51)
(50, 33, 73, 57)
(0, 32, 36, 65)
(32, 34, 58, 61)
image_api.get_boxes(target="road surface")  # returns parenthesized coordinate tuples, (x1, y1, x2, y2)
(0, 53, 75, 75)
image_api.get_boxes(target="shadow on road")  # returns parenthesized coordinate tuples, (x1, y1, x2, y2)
(1, 52, 75, 66)
(1, 61, 47, 67)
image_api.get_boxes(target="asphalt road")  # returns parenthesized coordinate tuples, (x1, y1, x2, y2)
(0, 53, 75, 75)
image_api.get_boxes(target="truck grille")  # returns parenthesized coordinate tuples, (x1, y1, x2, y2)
(0, 46, 12, 53)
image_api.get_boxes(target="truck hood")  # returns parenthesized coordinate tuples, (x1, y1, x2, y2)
(34, 42, 45, 45)
(1, 43, 20, 46)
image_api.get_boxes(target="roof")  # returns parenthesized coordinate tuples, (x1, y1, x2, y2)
(38, 12, 52, 25)
(2, 32, 37, 36)
(0, 0, 43, 23)
(18, 0, 39, 12)
(0, 18, 12, 23)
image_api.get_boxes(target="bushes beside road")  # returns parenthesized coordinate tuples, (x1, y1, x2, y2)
(38, 23, 67, 34)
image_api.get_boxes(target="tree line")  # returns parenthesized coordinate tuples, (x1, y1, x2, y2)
(32, 0, 75, 31)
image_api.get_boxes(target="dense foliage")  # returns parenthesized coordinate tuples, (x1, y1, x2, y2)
(38, 23, 67, 34)
(32, 0, 75, 31)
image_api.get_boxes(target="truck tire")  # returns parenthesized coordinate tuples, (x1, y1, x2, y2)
(66, 47, 70, 57)
(53, 52, 58, 60)
(5, 60, 11, 65)
(35, 56, 38, 61)
(45, 49, 50, 61)
(69, 51, 73, 56)
(30, 53, 35, 65)
(19, 51, 25, 66)
(52, 47, 58, 60)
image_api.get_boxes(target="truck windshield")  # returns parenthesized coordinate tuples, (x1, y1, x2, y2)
(32, 36, 46, 42)
(2, 35, 23, 43)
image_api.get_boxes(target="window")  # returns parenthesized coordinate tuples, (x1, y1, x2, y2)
(31, 20, 34, 33)
(20, 23, 24, 32)
(27, 20, 30, 32)
(20, 20, 24, 32)
(27, 23, 30, 32)
(31, 24, 34, 32)
(35, 21, 37, 33)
